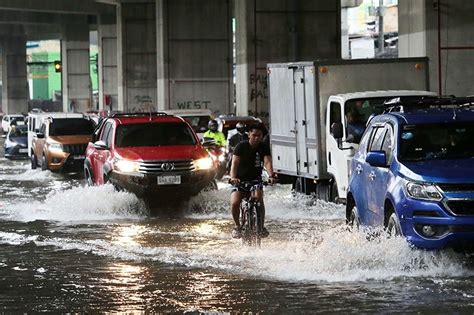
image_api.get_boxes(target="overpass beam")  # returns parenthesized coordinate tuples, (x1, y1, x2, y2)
(117, 2, 157, 112)
(234, 0, 341, 121)
(1, 34, 28, 114)
(98, 14, 118, 111)
(61, 20, 92, 112)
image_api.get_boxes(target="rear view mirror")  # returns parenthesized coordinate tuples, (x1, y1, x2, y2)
(366, 151, 387, 167)
(93, 140, 109, 150)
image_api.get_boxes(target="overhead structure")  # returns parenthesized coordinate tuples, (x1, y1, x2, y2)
(0, 0, 472, 116)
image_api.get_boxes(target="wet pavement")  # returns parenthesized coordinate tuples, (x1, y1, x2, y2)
(1, 150, 474, 312)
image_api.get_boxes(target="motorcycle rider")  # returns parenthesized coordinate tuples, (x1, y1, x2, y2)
(229, 123, 277, 239)
(228, 122, 248, 151)
(203, 119, 226, 146)
(227, 122, 248, 171)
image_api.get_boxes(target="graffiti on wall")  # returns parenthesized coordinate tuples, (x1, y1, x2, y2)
(249, 71, 269, 121)
(249, 73, 268, 102)
(130, 95, 155, 112)
(177, 100, 211, 110)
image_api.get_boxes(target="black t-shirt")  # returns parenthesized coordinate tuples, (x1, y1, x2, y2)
(233, 141, 271, 181)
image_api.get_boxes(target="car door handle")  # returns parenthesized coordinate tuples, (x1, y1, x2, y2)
(355, 165, 363, 174)
(368, 172, 376, 181)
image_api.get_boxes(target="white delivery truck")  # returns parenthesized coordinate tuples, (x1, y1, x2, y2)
(268, 58, 436, 203)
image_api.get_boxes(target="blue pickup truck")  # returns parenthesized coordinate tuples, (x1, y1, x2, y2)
(346, 97, 474, 250)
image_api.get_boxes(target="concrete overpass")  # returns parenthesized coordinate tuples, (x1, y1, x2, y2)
(0, 0, 473, 119)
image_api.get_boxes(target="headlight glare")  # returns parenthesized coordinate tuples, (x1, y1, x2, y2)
(195, 157, 213, 170)
(115, 159, 140, 173)
(406, 182, 443, 201)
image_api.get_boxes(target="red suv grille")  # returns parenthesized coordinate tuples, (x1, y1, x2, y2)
(138, 160, 194, 174)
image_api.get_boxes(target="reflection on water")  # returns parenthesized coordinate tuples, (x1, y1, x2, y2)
(105, 263, 148, 310)
(113, 225, 147, 246)
(1, 159, 474, 312)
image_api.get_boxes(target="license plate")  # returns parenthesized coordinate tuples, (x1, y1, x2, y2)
(73, 155, 85, 160)
(157, 175, 181, 185)
(19, 148, 27, 153)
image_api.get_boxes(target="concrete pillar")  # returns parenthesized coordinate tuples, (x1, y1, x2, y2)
(117, 2, 157, 112)
(98, 14, 118, 111)
(235, 0, 254, 117)
(1, 35, 28, 114)
(61, 21, 92, 113)
(341, 8, 350, 59)
(162, 0, 232, 115)
(235, 0, 341, 122)
(399, 0, 474, 96)
(156, 0, 169, 110)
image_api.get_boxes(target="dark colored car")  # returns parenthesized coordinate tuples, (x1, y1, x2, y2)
(84, 113, 216, 206)
(215, 115, 259, 138)
(347, 99, 474, 250)
(4, 125, 28, 159)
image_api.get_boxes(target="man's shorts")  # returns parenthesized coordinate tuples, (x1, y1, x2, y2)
(231, 180, 263, 193)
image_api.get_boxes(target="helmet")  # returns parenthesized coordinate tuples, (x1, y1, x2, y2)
(236, 122, 246, 134)
(208, 119, 218, 132)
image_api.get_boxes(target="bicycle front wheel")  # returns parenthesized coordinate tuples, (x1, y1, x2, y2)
(247, 204, 261, 247)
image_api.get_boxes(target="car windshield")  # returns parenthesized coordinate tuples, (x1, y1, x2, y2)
(10, 116, 25, 123)
(182, 116, 211, 133)
(399, 123, 474, 161)
(49, 118, 94, 136)
(115, 123, 196, 147)
(344, 96, 433, 144)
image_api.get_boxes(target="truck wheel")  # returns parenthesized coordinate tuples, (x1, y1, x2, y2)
(330, 181, 339, 203)
(31, 154, 37, 169)
(41, 155, 48, 171)
(387, 213, 402, 237)
(293, 177, 304, 194)
(315, 182, 330, 201)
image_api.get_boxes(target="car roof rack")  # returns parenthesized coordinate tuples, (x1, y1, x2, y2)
(383, 96, 474, 113)
(111, 112, 168, 118)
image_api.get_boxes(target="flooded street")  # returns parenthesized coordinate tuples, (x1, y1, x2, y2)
(1, 158, 474, 313)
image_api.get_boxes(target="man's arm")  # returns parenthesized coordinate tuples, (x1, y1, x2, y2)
(263, 155, 274, 177)
(264, 155, 276, 184)
(230, 155, 240, 184)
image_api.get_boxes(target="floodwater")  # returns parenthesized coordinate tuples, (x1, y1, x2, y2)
(1, 158, 474, 313)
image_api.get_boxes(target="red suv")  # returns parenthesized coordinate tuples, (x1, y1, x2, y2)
(84, 113, 216, 206)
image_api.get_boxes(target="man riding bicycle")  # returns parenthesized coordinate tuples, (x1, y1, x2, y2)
(229, 123, 277, 239)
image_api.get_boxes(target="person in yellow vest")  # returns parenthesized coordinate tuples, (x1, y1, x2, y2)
(203, 119, 226, 146)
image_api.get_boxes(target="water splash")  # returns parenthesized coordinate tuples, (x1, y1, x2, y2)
(186, 184, 345, 221)
(3, 184, 147, 222)
(0, 223, 470, 283)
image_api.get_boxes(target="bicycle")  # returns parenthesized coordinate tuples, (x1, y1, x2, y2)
(235, 180, 266, 247)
